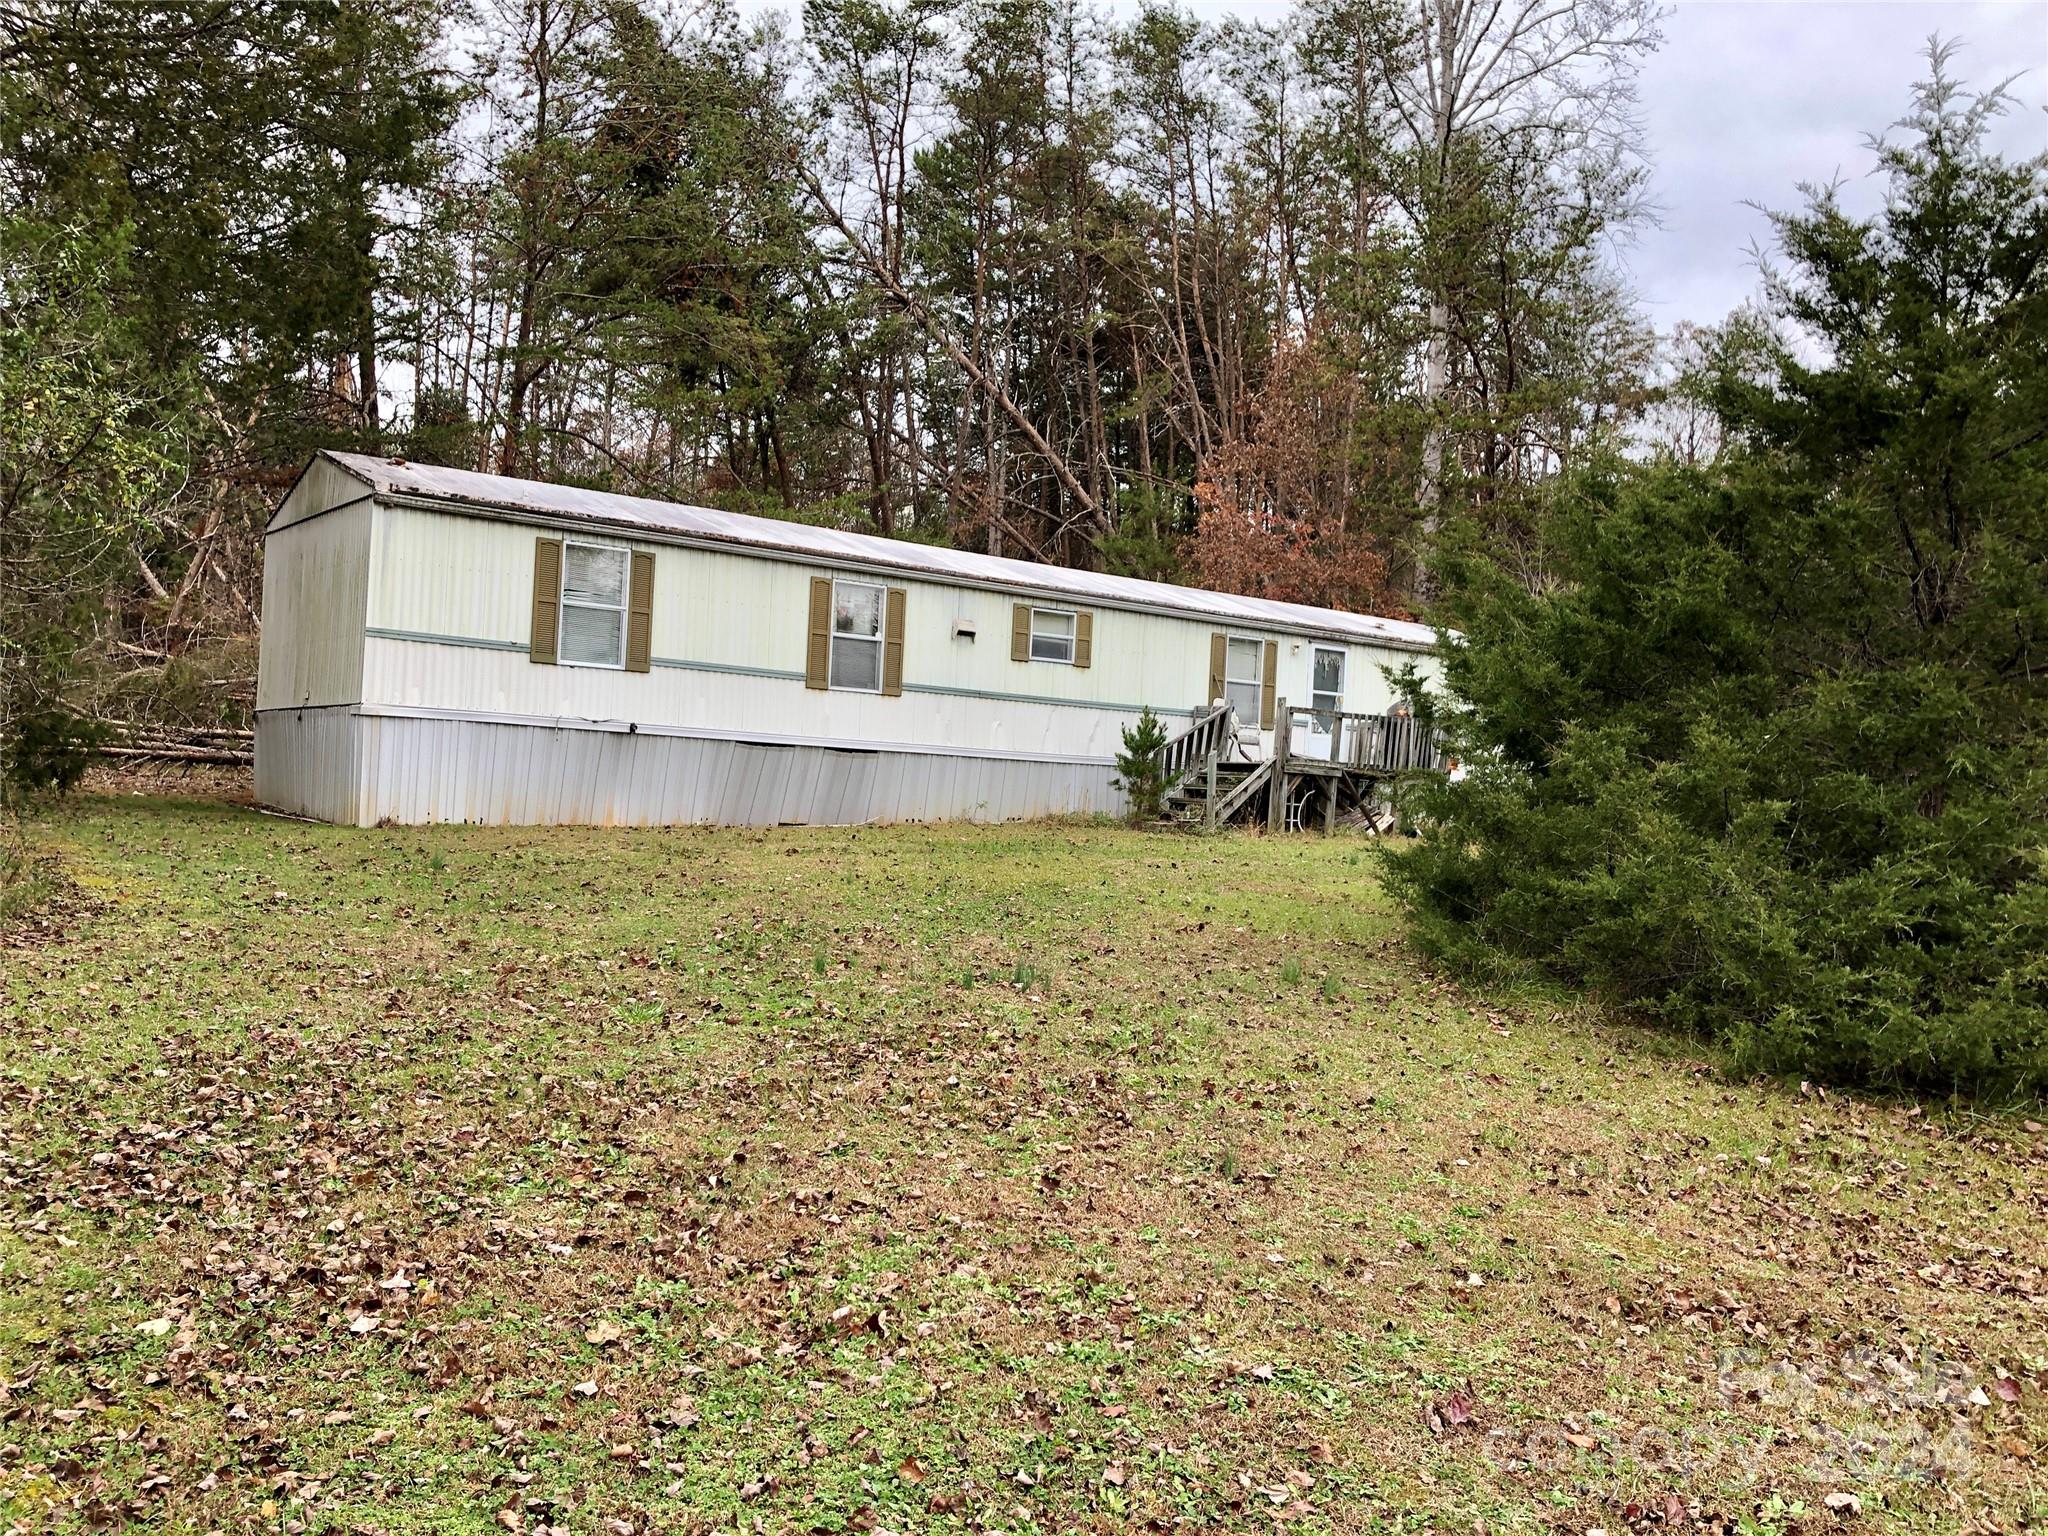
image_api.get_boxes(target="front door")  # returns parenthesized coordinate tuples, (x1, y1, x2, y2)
(1309, 646, 1345, 761)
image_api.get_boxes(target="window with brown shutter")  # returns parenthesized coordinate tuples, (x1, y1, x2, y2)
(530, 538, 562, 665)
(1207, 633, 1226, 705)
(1010, 598, 1096, 666)
(1260, 638, 1278, 728)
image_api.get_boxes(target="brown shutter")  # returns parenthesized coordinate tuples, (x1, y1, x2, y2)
(882, 587, 906, 696)
(1073, 611, 1092, 669)
(1011, 602, 1031, 661)
(806, 576, 832, 689)
(625, 551, 655, 672)
(1260, 638, 1278, 728)
(1207, 633, 1226, 706)
(530, 538, 562, 665)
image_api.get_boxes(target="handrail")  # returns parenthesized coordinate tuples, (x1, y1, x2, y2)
(1156, 702, 1236, 790)
(1209, 758, 1273, 825)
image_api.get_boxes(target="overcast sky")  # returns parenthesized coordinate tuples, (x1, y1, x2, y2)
(1621, 0, 2048, 328)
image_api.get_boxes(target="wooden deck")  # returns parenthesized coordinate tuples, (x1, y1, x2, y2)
(1158, 699, 1447, 831)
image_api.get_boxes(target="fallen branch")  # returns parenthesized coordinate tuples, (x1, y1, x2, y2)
(94, 716, 253, 741)
(96, 745, 252, 765)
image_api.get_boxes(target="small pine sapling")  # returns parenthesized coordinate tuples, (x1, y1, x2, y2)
(1112, 707, 1172, 823)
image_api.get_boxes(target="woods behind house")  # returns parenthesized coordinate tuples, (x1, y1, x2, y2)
(1, 0, 1659, 721)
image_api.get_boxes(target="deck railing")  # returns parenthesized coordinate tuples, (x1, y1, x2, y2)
(1278, 703, 1447, 772)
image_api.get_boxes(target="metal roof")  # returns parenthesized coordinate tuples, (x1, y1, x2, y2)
(316, 450, 1439, 653)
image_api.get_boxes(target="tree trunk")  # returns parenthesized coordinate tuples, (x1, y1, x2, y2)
(356, 298, 380, 438)
(1414, 292, 1450, 598)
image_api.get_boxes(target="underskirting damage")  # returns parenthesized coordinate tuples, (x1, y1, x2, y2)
(255, 707, 1124, 827)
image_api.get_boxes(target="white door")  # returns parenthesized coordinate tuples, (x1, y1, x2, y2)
(1309, 647, 1345, 761)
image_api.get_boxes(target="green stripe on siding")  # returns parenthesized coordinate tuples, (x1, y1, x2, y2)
(364, 626, 1193, 718)
(368, 626, 528, 653)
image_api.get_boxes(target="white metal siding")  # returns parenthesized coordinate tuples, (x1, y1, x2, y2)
(360, 505, 1433, 762)
(269, 458, 369, 533)
(255, 500, 371, 711)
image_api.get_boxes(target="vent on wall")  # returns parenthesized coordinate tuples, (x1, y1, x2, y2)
(953, 619, 977, 641)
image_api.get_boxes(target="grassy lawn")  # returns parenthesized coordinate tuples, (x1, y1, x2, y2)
(3, 793, 2042, 1535)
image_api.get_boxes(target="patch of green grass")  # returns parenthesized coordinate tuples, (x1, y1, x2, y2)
(0, 829, 55, 925)
(0, 794, 2040, 1535)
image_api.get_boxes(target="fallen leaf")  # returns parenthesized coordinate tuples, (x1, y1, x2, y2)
(1823, 1491, 1861, 1515)
(1425, 1386, 1479, 1434)
(657, 1394, 700, 1428)
(585, 1319, 624, 1346)
(135, 1318, 174, 1338)
(896, 1456, 926, 1484)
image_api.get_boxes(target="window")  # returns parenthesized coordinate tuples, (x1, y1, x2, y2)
(559, 541, 629, 668)
(1309, 646, 1345, 759)
(830, 579, 885, 691)
(1225, 635, 1263, 723)
(1028, 607, 1077, 664)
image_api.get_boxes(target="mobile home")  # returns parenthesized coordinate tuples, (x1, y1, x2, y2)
(255, 452, 1439, 826)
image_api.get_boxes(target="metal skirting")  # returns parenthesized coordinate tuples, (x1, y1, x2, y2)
(255, 705, 363, 823)
(255, 708, 1125, 827)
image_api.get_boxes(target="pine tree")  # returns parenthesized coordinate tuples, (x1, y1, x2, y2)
(1383, 50, 2048, 1097)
